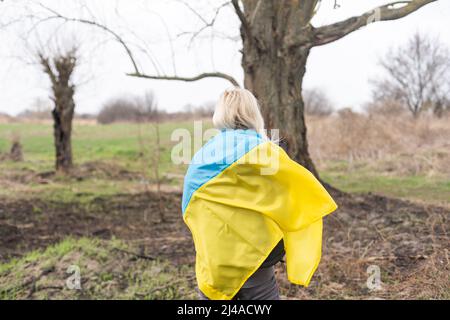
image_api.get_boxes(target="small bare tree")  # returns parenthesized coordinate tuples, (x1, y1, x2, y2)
(38, 47, 78, 172)
(303, 88, 333, 117)
(151, 109, 165, 223)
(371, 33, 450, 118)
(137, 90, 159, 122)
(136, 90, 166, 223)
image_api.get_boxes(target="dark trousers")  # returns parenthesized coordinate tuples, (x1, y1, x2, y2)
(198, 266, 280, 300)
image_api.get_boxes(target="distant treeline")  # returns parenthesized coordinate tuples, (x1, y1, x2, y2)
(14, 88, 335, 124)
(13, 92, 216, 124)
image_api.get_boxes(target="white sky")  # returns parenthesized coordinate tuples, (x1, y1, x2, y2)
(0, 0, 449, 116)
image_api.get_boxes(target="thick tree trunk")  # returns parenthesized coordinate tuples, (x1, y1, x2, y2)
(240, 1, 318, 176)
(242, 47, 317, 176)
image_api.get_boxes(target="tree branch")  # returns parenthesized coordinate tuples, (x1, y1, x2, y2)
(312, 0, 437, 46)
(35, 3, 238, 88)
(176, 1, 230, 48)
(231, 0, 251, 39)
(127, 72, 240, 87)
(37, 53, 57, 86)
(37, 2, 140, 74)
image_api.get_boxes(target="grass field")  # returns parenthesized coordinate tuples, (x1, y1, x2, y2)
(0, 121, 448, 205)
(0, 121, 196, 173)
(0, 121, 197, 202)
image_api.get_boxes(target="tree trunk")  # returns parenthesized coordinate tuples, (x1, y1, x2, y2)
(433, 100, 443, 118)
(242, 45, 317, 175)
(52, 102, 74, 172)
(240, 1, 318, 176)
(39, 51, 77, 173)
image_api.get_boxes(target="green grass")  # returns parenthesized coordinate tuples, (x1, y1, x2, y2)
(0, 238, 97, 275)
(0, 237, 195, 300)
(0, 121, 212, 174)
(321, 165, 450, 205)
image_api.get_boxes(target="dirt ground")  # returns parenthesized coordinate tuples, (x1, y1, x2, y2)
(0, 192, 193, 265)
(0, 188, 449, 299)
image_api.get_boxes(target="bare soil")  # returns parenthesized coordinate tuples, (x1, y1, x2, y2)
(0, 192, 193, 265)
(0, 189, 448, 299)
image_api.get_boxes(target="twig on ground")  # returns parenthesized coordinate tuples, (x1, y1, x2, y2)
(24, 266, 56, 298)
(142, 275, 196, 297)
(111, 247, 155, 260)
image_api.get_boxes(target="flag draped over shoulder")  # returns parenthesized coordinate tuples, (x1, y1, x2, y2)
(182, 129, 338, 300)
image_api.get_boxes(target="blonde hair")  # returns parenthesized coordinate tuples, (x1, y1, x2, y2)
(212, 87, 266, 137)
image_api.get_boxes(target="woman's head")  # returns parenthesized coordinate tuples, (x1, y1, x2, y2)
(213, 87, 266, 137)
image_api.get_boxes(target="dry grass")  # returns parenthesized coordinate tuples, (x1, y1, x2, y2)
(276, 192, 449, 300)
(307, 112, 450, 177)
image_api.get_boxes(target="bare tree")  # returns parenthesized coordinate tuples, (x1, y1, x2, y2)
(431, 96, 450, 118)
(137, 90, 159, 122)
(135, 92, 166, 223)
(38, 47, 78, 172)
(135, 90, 166, 222)
(183, 101, 215, 118)
(98, 91, 160, 124)
(364, 98, 406, 117)
(303, 88, 333, 117)
(28, 0, 437, 177)
(17, 97, 53, 120)
(371, 32, 450, 118)
(97, 97, 139, 124)
(151, 110, 165, 223)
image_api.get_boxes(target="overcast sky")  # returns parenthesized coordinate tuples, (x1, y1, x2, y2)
(0, 0, 449, 116)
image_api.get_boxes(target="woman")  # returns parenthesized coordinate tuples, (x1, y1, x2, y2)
(182, 87, 337, 300)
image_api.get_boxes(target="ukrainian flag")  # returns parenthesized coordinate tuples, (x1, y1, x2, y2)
(182, 128, 337, 300)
